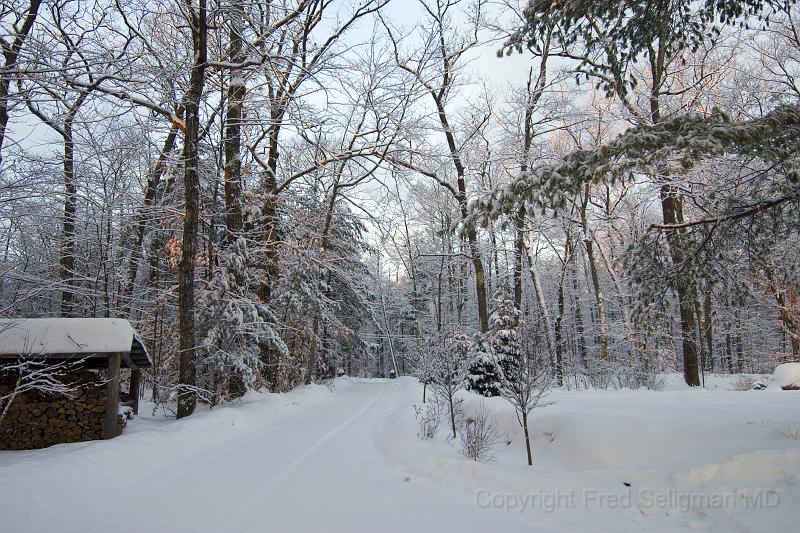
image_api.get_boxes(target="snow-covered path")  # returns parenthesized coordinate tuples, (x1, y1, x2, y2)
(0, 378, 534, 533)
(3, 376, 798, 532)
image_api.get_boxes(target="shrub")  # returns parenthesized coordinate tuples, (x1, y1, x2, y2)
(458, 402, 500, 461)
(412, 401, 442, 440)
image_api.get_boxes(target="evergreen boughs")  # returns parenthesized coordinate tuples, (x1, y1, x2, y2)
(199, 237, 287, 401)
(469, 105, 800, 225)
(508, 0, 785, 95)
(466, 338, 501, 397)
(467, 293, 523, 397)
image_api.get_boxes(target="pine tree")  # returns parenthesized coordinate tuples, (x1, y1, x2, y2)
(468, 292, 522, 397)
(199, 237, 287, 401)
(466, 336, 502, 397)
(488, 293, 524, 383)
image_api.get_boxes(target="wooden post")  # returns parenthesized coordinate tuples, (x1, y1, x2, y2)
(129, 368, 141, 415)
(103, 352, 122, 439)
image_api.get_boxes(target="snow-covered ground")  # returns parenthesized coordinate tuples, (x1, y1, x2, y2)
(1, 376, 798, 532)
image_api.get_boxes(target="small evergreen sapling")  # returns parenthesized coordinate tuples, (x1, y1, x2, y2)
(466, 335, 502, 397)
(467, 293, 522, 397)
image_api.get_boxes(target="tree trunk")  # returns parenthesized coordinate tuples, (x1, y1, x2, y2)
(513, 205, 525, 325)
(762, 264, 800, 363)
(0, 0, 42, 165)
(122, 118, 182, 310)
(735, 323, 744, 374)
(434, 99, 488, 333)
(304, 315, 320, 385)
(647, 35, 699, 386)
(129, 368, 141, 415)
(522, 410, 532, 466)
(103, 353, 122, 439)
(222, 0, 244, 240)
(694, 287, 709, 374)
(725, 331, 734, 373)
(465, 223, 489, 333)
(522, 234, 555, 354)
(703, 284, 714, 370)
(436, 257, 444, 332)
(177, 0, 207, 420)
(448, 390, 457, 439)
(60, 122, 77, 317)
(579, 188, 608, 358)
(555, 241, 568, 387)
(220, 0, 247, 396)
(660, 187, 700, 386)
(257, 118, 282, 387)
(570, 259, 588, 369)
(514, 64, 545, 328)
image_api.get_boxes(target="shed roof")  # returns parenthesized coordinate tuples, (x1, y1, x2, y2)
(0, 318, 151, 368)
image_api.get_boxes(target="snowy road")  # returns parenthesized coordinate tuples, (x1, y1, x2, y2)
(0, 379, 535, 533)
(5, 376, 797, 532)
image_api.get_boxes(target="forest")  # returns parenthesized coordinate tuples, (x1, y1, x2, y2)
(0, 0, 799, 419)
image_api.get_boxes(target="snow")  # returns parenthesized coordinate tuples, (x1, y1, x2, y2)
(658, 372, 767, 391)
(1, 376, 799, 532)
(378, 377, 800, 532)
(0, 318, 142, 357)
(770, 363, 800, 390)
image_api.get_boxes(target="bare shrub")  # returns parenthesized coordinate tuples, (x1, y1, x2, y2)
(458, 402, 500, 462)
(778, 427, 800, 441)
(732, 375, 757, 391)
(412, 391, 465, 441)
(730, 375, 770, 391)
(412, 401, 442, 440)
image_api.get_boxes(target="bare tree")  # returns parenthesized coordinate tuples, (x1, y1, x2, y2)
(0, 0, 41, 164)
(428, 332, 471, 439)
(382, 0, 491, 332)
(496, 334, 551, 467)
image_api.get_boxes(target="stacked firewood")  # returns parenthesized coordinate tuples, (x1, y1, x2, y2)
(0, 370, 109, 450)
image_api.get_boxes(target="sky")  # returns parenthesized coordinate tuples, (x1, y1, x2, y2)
(348, 0, 536, 94)
(2, 0, 543, 277)
(7, 0, 536, 155)
(322, 0, 543, 273)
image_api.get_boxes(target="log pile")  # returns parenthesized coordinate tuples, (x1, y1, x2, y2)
(0, 370, 114, 450)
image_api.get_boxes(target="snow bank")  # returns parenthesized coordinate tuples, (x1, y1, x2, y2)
(771, 363, 800, 390)
(4, 376, 797, 533)
(658, 372, 770, 391)
(459, 389, 799, 471)
(377, 381, 800, 532)
(460, 393, 523, 441)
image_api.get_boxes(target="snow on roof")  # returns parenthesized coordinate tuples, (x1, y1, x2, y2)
(0, 318, 151, 368)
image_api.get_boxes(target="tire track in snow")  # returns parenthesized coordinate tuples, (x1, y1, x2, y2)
(62, 403, 321, 533)
(130, 407, 320, 495)
(222, 384, 387, 533)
